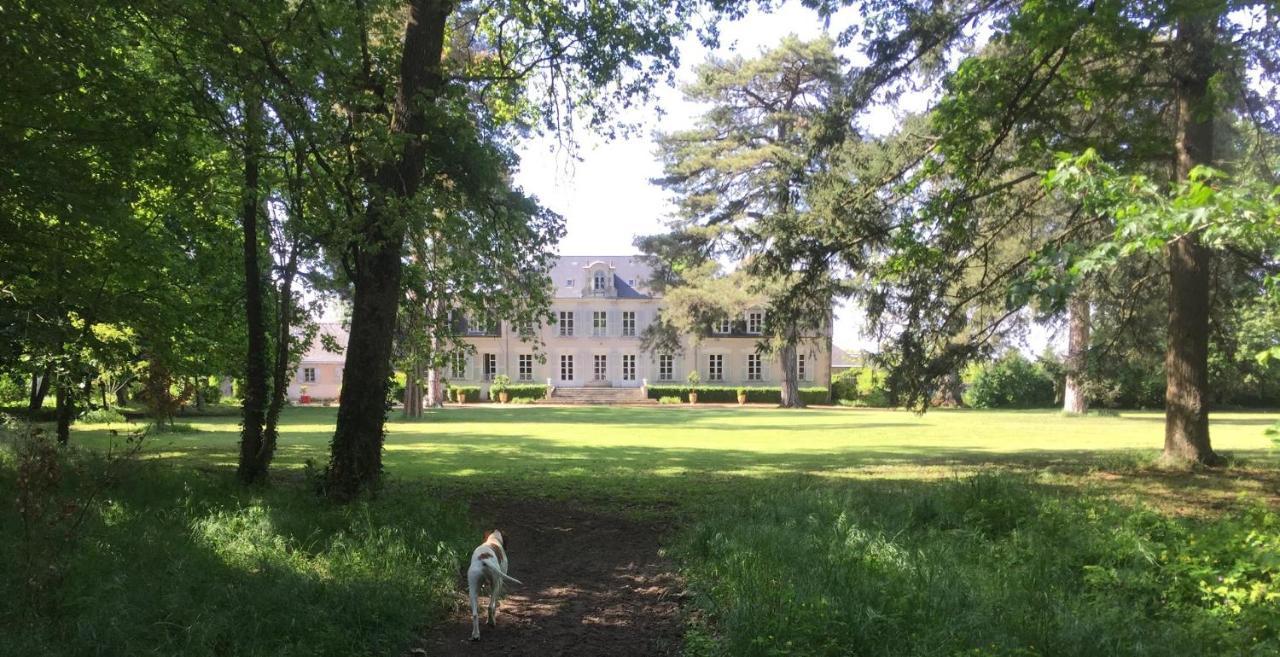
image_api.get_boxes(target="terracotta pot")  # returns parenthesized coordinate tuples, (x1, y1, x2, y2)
(300, 394, 311, 404)
(457, 392, 468, 404)
(498, 391, 510, 404)
(688, 391, 698, 404)
(737, 393, 747, 405)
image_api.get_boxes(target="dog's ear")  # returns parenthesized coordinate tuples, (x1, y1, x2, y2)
(483, 529, 493, 542)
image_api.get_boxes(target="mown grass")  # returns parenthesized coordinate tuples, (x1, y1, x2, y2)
(5, 405, 1279, 656)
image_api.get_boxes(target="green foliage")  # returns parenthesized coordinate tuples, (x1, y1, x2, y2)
(830, 368, 891, 407)
(963, 354, 1056, 409)
(658, 396, 683, 405)
(687, 370, 702, 386)
(647, 386, 829, 405)
(77, 408, 125, 425)
(448, 386, 482, 402)
(488, 374, 512, 394)
(678, 475, 1280, 657)
(503, 384, 548, 401)
(0, 375, 24, 404)
(0, 455, 471, 657)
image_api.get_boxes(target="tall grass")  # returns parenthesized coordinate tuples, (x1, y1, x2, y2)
(0, 455, 472, 657)
(678, 474, 1279, 657)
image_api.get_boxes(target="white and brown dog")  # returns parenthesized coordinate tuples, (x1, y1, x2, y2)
(467, 529, 523, 641)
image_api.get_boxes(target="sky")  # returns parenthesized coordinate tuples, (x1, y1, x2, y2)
(510, 3, 1016, 354)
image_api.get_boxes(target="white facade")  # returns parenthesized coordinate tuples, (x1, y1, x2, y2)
(449, 257, 832, 396)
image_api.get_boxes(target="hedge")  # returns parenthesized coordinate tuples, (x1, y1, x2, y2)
(447, 385, 482, 402)
(501, 384, 549, 401)
(645, 385, 829, 405)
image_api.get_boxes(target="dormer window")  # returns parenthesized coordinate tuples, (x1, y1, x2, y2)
(747, 311, 764, 334)
(713, 319, 731, 335)
(593, 271, 607, 291)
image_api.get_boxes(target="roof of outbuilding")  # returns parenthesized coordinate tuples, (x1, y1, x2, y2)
(548, 256, 656, 299)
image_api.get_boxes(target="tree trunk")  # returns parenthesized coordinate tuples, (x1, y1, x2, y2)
(326, 0, 452, 501)
(262, 235, 302, 475)
(237, 88, 271, 484)
(779, 339, 804, 408)
(55, 380, 72, 445)
(1163, 11, 1220, 465)
(28, 364, 51, 414)
(404, 359, 423, 418)
(1062, 291, 1090, 415)
(426, 297, 445, 408)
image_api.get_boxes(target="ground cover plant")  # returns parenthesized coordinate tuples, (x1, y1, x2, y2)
(3, 406, 1277, 655)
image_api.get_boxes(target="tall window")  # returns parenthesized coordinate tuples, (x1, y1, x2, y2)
(518, 354, 533, 381)
(593, 271, 607, 290)
(450, 354, 466, 379)
(622, 354, 636, 381)
(560, 354, 574, 381)
(659, 354, 674, 381)
(708, 354, 724, 381)
(565, 279, 574, 287)
(303, 367, 316, 383)
(747, 354, 762, 381)
(558, 310, 574, 336)
(747, 310, 764, 334)
(593, 354, 607, 380)
(483, 353, 497, 381)
(621, 311, 636, 337)
(592, 311, 607, 337)
(713, 319, 731, 334)
(797, 354, 807, 381)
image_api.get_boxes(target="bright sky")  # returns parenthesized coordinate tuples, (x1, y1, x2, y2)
(513, 3, 956, 354)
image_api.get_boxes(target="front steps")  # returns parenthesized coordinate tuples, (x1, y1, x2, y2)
(545, 387, 652, 405)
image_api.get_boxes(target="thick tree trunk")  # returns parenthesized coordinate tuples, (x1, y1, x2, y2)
(237, 89, 271, 484)
(1062, 292, 1090, 415)
(327, 0, 452, 501)
(1163, 12, 1220, 465)
(28, 364, 51, 413)
(779, 339, 804, 408)
(55, 377, 72, 445)
(404, 359, 423, 418)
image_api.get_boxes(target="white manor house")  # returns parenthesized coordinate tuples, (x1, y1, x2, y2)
(290, 256, 832, 402)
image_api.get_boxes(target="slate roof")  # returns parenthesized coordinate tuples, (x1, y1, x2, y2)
(548, 256, 656, 299)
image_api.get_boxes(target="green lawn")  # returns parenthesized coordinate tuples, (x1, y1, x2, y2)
(86, 405, 1280, 513)
(7, 405, 1280, 657)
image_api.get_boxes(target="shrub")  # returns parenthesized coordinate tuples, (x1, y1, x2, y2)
(489, 374, 511, 395)
(198, 381, 222, 405)
(963, 353, 1056, 409)
(831, 368, 892, 406)
(658, 396, 683, 405)
(646, 386, 828, 405)
(78, 408, 126, 424)
(0, 374, 25, 404)
(447, 385, 482, 402)
(508, 396, 535, 405)
(503, 384, 549, 401)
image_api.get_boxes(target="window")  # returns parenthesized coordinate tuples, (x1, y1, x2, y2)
(593, 354, 607, 380)
(518, 354, 533, 381)
(483, 353, 497, 381)
(592, 311, 607, 337)
(558, 310, 575, 336)
(797, 354, 807, 381)
(747, 354, 762, 381)
(303, 367, 316, 383)
(708, 354, 724, 381)
(565, 279, 574, 287)
(627, 279, 635, 287)
(622, 311, 636, 337)
(659, 354, 674, 381)
(622, 354, 636, 381)
(712, 319, 731, 334)
(747, 310, 764, 334)
(593, 271, 607, 290)
(560, 354, 574, 381)
(450, 354, 466, 379)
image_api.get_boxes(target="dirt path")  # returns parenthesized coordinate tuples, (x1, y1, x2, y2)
(410, 499, 685, 657)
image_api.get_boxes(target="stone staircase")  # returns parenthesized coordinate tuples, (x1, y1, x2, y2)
(545, 387, 652, 405)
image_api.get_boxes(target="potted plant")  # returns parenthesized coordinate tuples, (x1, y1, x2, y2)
(299, 385, 311, 405)
(456, 387, 468, 404)
(737, 387, 747, 405)
(491, 374, 511, 403)
(686, 370, 701, 404)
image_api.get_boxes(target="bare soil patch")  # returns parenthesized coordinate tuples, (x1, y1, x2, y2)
(410, 498, 684, 656)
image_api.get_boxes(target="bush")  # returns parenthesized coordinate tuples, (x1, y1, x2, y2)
(646, 386, 829, 405)
(658, 396, 683, 405)
(963, 353, 1056, 409)
(198, 381, 222, 405)
(78, 408, 126, 424)
(447, 385, 482, 402)
(508, 396, 535, 405)
(0, 374, 25, 404)
(503, 384, 549, 401)
(830, 368, 892, 407)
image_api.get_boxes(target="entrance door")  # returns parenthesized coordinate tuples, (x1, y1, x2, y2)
(593, 354, 607, 382)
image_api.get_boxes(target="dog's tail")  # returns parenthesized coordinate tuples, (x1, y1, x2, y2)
(481, 560, 523, 586)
